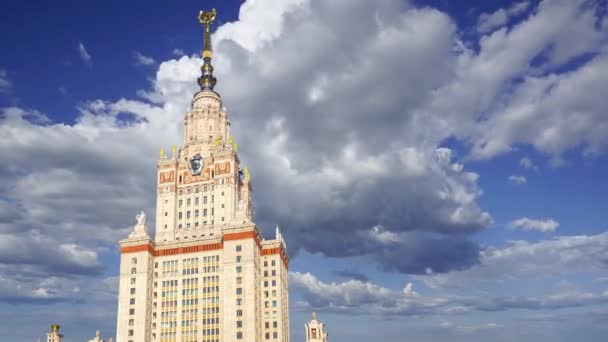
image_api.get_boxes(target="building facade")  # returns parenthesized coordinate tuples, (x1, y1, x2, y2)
(115, 9, 289, 342)
(305, 313, 328, 342)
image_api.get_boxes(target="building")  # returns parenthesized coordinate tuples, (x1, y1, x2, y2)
(115, 8, 289, 342)
(45, 324, 63, 342)
(305, 313, 328, 342)
(89, 330, 112, 342)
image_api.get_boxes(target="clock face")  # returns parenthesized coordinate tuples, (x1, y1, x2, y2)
(189, 154, 204, 175)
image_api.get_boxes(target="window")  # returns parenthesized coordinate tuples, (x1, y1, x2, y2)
(271, 270, 276, 276)
(130, 298, 135, 305)
(271, 260, 276, 266)
(264, 281, 268, 287)
(195, 210, 199, 217)
(264, 291, 269, 298)
(221, 191, 225, 196)
(129, 319, 134, 326)
(221, 203, 225, 208)
(236, 256, 242, 262)
(178, 212, 183, 219)
(236, 288, 242, 295)
(272, 280, 276, 287)
(203, 196, 208, 204)
(237, 321, 242, 328)
(195, 197, 199, 205)
(236, 266, 242, 273)
(265, 333, 270, 340)
(236, 277, 242, 284)
(129, 308, 135, 315)
(130, 278, 136, 285)
(195, 186, 199, 193)
(128, 329, 134, 337)
(164, 211, 168, 217)
(179, 200, 183, 207)
(187, 198, 191, 206)
(273, 332, 278, 339)
(221, 217, 225, 222)
(272, 300, 277, 307)
(236, 298, 242, 306)
(186, 211, 191, 219)
(264, 271, 268, 277)
(130, 288, 136, 295)
(131, 257, 137, 264)
(236, 245, 242, 252)
(237, 332, 243, 339)
(265, 322, 269, 329)
(203, 209, 208, 216)
(131, 267, 136, 274)
(236, 310, 243, 317)
(273, 321, 277, 328)
(264, 261, 268, 267)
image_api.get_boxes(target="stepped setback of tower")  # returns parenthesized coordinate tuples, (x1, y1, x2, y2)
(115, 9, 289, 342)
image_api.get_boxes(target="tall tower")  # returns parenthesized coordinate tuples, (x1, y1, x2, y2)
(115, 8, 290, 342)
(305, 313, 328, 342)
(46, 324, 63, 342)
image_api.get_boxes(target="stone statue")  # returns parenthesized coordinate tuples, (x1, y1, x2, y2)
(136, 210, 146, 226)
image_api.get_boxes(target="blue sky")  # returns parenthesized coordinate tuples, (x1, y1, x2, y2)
(1, 0, 608, 341)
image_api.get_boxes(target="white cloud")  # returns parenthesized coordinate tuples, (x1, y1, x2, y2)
(134, 51, 156, 66)
(421, 231, 608, 290)
(0, 69, 12, 94)
(292, 270, 608, 316)
(508, 175, 527, 185)
(78, 41, 92, 66)
(477, 1, 531, 34)
(172, 48, 186, 56)
(520, 156, 536, 169)
(509, 217, 559, 232)
(0, 0, 606, 309)
(419, 0, 608, 161)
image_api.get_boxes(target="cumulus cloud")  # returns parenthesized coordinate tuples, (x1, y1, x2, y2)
(419, 0, 608, 160)
(509, 217, 559, 232)
(134, 51, 156, 66)
(477, 1, 530, 34)
(291, 271, 608, 316)
(508, 175, 527, 185)
(78, 41, 92, 66)
(172, 48, 186, 56)
(1, 0, 607, 305)
(421, 231, 608, 289)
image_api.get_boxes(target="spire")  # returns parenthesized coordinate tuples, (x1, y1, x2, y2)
(197, 8, 218, 92)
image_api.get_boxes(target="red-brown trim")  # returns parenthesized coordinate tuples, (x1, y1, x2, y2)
(261, 246, 289, 269)
(224, 230, 262, 249)
(121, 244, 154, 254)
(121, 242, 223, 256)
(154, 242, 223, 256)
